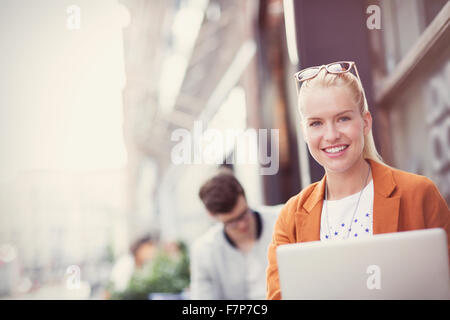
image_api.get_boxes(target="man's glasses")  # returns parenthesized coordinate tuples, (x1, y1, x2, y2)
(224, 208, 251, 229)
(294, 61, 362, 94)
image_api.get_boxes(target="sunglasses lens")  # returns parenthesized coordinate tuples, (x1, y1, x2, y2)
(296, 68, 319, 81)
(327, 62, 352, 73)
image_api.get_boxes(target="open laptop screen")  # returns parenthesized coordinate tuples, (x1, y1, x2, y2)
(276, 228, 449, 299)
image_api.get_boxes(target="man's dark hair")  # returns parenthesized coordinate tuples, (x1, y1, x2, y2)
(199, 172, 246, 214)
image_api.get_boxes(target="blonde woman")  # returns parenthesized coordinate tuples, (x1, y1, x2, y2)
(266, 61, 450, 300)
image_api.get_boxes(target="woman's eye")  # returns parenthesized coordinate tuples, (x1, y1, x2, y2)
(309, 121, 321, 127)
(339, 116, 350, 122)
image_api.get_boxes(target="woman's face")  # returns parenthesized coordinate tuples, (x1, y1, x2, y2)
(300, 86, 372, 175)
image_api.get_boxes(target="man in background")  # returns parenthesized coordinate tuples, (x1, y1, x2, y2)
(190, 171, 279, 299)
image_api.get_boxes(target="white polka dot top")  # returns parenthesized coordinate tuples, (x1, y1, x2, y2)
(320, 180, 374, 241)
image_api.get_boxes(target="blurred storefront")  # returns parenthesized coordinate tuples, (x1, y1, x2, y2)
(367, 0, 450, 204)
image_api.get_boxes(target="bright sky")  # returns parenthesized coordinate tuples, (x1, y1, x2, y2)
(0, 0, 129, 182)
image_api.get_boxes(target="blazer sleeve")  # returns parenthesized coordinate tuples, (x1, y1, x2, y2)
(266, 198, 297, 300)
(422, 178, 450, 263)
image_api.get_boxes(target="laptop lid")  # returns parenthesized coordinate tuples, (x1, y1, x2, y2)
(276, 228, 449, 299)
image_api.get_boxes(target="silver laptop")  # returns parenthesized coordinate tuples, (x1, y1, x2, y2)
(276, 228, 449, 299)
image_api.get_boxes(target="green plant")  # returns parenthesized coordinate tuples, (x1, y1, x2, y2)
(110, 241, 190, 300)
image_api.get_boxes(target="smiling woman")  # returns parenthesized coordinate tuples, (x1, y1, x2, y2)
(266, 61, 450, 300)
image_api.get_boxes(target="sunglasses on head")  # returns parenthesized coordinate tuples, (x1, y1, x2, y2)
(293, 61, 362, 94)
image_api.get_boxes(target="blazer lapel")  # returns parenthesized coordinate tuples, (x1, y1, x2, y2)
(370, 160, 401, 234)
(295, 176, 326, 242)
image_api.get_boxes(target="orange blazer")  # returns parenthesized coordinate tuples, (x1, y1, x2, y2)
(266, 159, 450, 300)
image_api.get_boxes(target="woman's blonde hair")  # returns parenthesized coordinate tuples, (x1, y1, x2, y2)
(298, 68, 384, 164)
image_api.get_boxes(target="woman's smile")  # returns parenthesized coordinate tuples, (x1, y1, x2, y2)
(322, 144, 350, 157)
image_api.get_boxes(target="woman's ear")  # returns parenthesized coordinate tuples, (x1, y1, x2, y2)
(362, 111, 373, 135)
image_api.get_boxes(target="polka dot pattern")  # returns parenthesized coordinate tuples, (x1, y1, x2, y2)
(320, 180, 374, 241)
